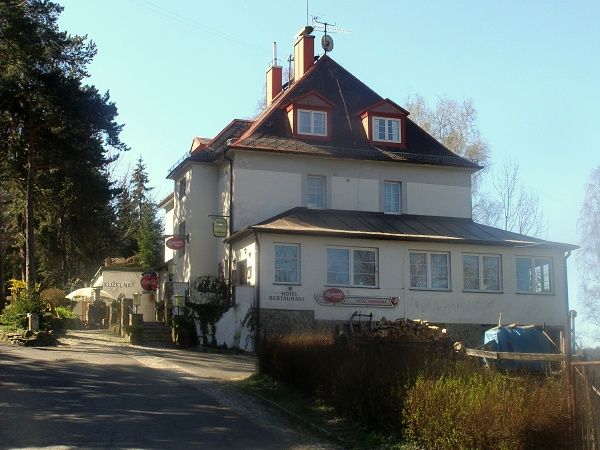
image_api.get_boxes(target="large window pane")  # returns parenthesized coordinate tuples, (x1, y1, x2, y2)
(313, 112, 326, 135)
(275, 245, 299, 283)
(376, 118, 386, 140)
(299, 111, 311, 134)
(482, 256, 500, 291)
(327, 248, 349, 285)
(388, 119, 399, 141)
(516, 257, 533, 292)
(431, 253, 449, 289)
(410, 252, 427, 288)
(384, 182, 401, 213)
(353, 250, 376, 286)
(463, 255, 480, 290)
(306, 175, 325, 208)
(534, 258, 551, 293)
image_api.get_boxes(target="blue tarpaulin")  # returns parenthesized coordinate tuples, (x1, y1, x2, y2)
(483, 326, 556, 372)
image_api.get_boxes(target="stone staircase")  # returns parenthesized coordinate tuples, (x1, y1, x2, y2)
(142, 322, 173, 348)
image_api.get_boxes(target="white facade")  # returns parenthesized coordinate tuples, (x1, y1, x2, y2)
(91, 268, 157, 322)
(242, 233, 568, 327)
(162, 42, 573, 344)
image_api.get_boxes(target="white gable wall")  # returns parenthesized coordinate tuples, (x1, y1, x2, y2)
(173, 163, 219, 281)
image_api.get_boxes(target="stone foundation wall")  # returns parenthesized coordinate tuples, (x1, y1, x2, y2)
(259, 309, 316, 335)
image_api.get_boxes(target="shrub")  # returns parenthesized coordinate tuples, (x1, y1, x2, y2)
(403, 369, 571, 449)
(0, 281, 44, 330)
(257, 333, 451, 432)
(55, 306, 76, 319)
(40, 288, 70, 308)
(258, 333, 572, 447)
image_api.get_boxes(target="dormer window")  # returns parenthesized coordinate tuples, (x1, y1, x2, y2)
(373, 117, 401, 143)
(359, 99, 409, 149)
(284, 91, 335, 141)
(299, 110, 327, 136)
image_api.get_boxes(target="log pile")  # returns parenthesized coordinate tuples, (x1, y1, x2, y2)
(363, 317, 448, 342)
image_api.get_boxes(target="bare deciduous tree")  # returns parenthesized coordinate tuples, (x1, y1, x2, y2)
(491, 161, 544, 237)
(406, 95, 544, 236)
(578, 166, 600, 331)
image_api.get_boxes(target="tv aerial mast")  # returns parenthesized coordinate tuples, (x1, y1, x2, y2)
(312, 16, 351, 54)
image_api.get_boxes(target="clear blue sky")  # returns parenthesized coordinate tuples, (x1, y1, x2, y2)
(57, 0, 600, 345)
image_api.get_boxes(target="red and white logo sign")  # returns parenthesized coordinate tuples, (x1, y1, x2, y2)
(140, 273, 158, 291)
(166, 236, 185, 250)
(322, 288, 346, 304)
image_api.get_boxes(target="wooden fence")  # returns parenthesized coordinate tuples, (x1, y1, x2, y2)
(572, 361, 600, 450)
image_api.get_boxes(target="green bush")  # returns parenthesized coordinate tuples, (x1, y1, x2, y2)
(0, 288, 44, 330)
(402, 369, 571, 449)
(55, 306, 76, 319)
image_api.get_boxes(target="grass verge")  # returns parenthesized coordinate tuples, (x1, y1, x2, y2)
(238, 373, 413, 450)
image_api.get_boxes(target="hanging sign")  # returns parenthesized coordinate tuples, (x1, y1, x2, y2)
(166, 236, 185, 250)
(315, 290, 399, 308)
(140, 273, 158, 291)
(213, 217, 228, 238)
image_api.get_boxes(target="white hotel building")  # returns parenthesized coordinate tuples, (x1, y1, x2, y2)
(160, 27, 576, 346)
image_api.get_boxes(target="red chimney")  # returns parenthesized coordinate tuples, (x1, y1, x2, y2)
(293, 26, 315, 81)
(266, 42, 282, 106)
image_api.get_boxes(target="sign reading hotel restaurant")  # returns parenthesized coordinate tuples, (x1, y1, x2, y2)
(315, 290, 399, 308)
(166, 236, 185, 250)
(212, 217, 228, 238)
(268, 290, 305, 302)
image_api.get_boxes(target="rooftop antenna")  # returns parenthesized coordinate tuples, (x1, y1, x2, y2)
(272, 41, 279, 66)
(312, 16, 352, 54)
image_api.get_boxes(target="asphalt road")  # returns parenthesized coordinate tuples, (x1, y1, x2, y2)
(0, 331, 336, 450)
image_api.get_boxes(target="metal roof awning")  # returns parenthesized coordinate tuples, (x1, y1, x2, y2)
(227, 207, 578, 251)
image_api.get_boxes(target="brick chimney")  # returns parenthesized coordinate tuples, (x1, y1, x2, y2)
(266, 42, 282, 106)
(293, 26, 315, 81)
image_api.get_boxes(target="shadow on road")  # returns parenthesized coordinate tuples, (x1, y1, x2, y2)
(0, 348, 284, 449)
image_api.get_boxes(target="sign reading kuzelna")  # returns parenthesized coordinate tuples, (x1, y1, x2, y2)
(213, 217, 228, 237)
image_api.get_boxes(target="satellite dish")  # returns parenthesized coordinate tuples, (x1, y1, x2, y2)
(321, 34, 334, 52)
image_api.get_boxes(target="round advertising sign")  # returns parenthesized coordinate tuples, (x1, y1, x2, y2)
(140, 273, 158, 291)
(322, 288, 346, 304)
(166, 236, 185, 250)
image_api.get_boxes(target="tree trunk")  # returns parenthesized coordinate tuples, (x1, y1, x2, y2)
(0, 244, 5, 310)
(25, 133, 36, 290)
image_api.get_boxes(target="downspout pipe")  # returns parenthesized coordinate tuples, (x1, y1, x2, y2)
(253, 230, 261, 354)
(563, 251, 573, 352)
(224, 145, 234, 283)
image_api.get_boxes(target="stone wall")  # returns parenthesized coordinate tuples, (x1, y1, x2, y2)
(259, 309, 315, 335)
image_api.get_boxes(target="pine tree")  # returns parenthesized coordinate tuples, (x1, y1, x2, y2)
(137, 202, 163, 270)
(0, 0, 127, 288)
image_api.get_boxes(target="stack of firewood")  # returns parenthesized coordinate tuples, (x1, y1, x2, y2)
(364, 317, 447, 342)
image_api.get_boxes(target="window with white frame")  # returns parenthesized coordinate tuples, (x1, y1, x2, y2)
(306, 175, 325, 209)
(384, 181, 401, 214)
(409, 251, 450, 290)
(373, 117, 401, 143)
(327, 247, 378, 287)
(463, 254, 501, 292)
(516, 257, 553, 293)
(274, 244, 300, 284)
(298, 110, 327, 136)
